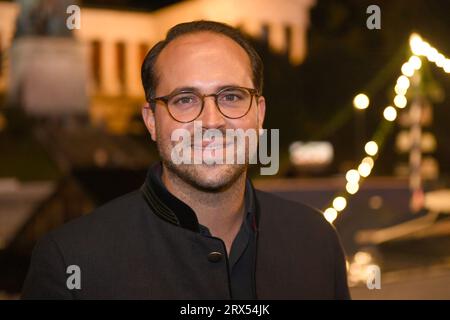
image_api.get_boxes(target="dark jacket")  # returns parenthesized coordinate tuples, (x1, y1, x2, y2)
(22, 171, 350, 300)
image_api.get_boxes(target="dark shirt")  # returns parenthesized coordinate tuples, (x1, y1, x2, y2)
(150, 164, 256, 299)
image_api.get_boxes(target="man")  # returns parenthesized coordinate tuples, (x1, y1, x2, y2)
(22, 20, 350, 299)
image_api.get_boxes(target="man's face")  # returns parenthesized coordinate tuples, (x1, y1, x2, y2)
(142, 31, 266, 191)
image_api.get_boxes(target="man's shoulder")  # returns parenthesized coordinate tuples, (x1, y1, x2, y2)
(255, 188, 324, 218)
(47, 189, 146, 246)
(254, 189, 336, 236)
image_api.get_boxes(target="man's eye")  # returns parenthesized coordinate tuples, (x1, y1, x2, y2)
(224, 94, 238, 101)
(173, 95, 198, 105)
(220, 92, 243, 102)
(179, 97, 193, 104)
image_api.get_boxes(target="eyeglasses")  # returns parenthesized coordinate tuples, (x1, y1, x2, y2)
(146, 86, 259, 123)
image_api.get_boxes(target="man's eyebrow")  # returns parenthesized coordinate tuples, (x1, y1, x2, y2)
(168, 84, 243, 95)
(169, 86, 197, 95)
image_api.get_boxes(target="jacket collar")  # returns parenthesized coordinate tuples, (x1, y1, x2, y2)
(140, 162, 258, 233)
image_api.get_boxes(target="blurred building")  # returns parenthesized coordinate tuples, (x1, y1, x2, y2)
(0, 0, 315, 132)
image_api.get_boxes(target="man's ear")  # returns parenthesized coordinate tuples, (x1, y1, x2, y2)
(142, 102, 157, 141)
(256, 96, 266, 131)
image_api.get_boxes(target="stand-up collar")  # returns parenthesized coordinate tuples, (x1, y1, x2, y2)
(140, 162, 257, 233)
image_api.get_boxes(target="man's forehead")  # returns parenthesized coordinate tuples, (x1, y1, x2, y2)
(162, 31, 246, 55)
(156, 32, 250, 69)
(154, 31, 253, 91)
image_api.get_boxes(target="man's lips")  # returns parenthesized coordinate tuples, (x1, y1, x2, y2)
(191, 140, 232, 150)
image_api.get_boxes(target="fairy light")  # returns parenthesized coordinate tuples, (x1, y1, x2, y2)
(427, 47, 439, 62)
(394, 84, 407, 96)
(353, 93, 370, 110)
(383, 106, 397, 121)
(401, 62, 415, 77)
(332, 196, 347, 212)
(364, 141, 378, 156)
(408, 55, 422, 70)
(444, 60, 450, 73)
(323, 33, 450, 224)
(362, 156, 374, 168)
(394, 94, 407, 108)
(324, 208, 338, 223)
(346, 182, 359, 195)
(421, 41, 432, 55)
(397, 75, 410, 88)
(358, 162, 371, 178)
(409, 33, 450, 72)
(345, 169, 360, 183)
(409, 33, 424, 55)
(436, 54, 446, 67)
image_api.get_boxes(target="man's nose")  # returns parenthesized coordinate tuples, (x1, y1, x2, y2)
(199, 96, 226, 128)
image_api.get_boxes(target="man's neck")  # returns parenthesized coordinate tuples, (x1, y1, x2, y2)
(161, 165, 247, 254)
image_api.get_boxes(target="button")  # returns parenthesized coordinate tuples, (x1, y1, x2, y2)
(207, 251, 223, 263)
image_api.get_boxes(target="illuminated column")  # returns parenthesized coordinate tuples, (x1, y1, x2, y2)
(290, 24, 306, 65)
(268, 23, 286, 54)
(0, 32, 4, 91)
(100, 40, 120, 96)
(125, 42, 142, 97)
(83, 40, 95, 95)
(242, 20, 262, 39)
(0, 2, 20, 92)
(1, 26, 14, 91)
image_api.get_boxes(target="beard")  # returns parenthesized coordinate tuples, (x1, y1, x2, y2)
(155, 126, 256, 192)
(161, 160, 247, 192)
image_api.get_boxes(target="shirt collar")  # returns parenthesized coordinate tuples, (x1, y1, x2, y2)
(141, 162, 257, 233)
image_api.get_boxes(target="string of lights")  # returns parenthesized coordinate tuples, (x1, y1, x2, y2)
(323, 33, 450, 224)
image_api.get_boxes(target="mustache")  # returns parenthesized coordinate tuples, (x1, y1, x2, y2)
(177, 127, 228, 148)
(169, 124, 258, 150)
